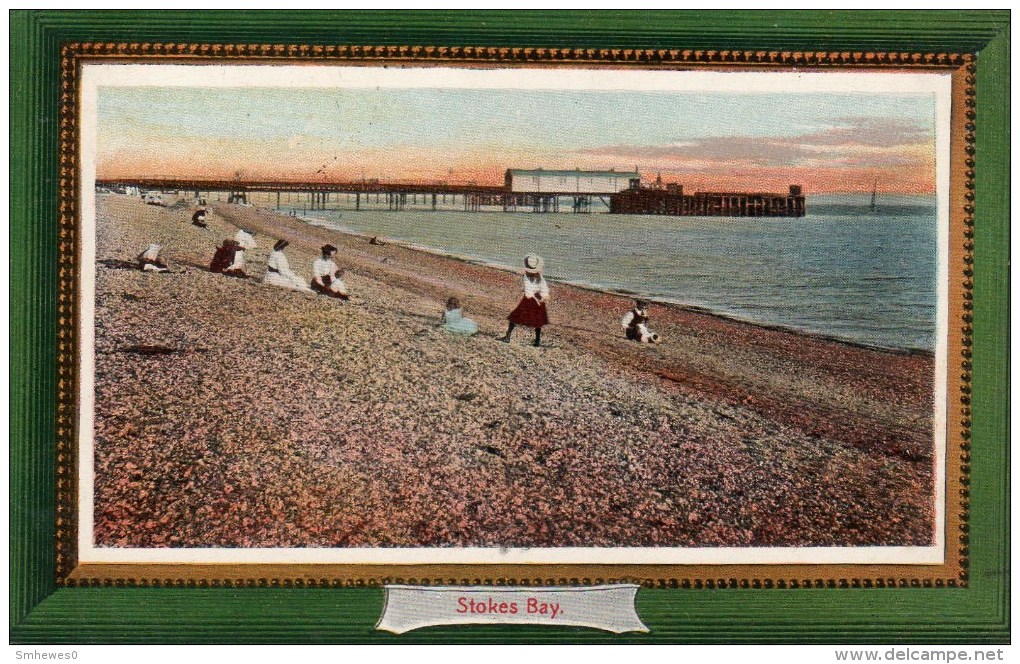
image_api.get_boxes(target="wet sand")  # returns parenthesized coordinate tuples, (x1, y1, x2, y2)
(91, 194, 936, 548)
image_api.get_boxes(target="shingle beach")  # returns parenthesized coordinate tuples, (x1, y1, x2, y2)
(92, 195, 936, 548)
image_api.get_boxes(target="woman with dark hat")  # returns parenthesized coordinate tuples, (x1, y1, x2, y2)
(311, 244, 348, 299)
(264, 239, 311, 292)
(502, 254, 550, 347)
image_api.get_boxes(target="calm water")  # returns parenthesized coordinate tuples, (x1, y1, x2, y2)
(287, 194, 938, 351)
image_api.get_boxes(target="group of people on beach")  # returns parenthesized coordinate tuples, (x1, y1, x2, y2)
(135, 203, 661, 348)
(207, 231, 351, 300)
(139, 208, 353, 300)
(438, 254, 660, 346)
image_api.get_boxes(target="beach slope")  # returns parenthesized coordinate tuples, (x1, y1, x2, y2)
(90, 195, 936, 548)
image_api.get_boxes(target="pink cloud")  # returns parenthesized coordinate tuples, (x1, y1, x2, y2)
(577, 116, 933, 168)
(572, 117, 934, 192)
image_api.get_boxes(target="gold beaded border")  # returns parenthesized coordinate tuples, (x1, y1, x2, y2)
(957, 62, 978, 587)
(56, 43, 975, 589)
(56, 42, 81, 584)
(58, 42, 974, 66)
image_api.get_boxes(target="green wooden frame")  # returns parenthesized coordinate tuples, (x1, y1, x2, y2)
(10, 10, 1009, 643)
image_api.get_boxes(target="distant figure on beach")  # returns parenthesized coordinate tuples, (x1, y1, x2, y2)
(209, 239, 247, 278)
(502, 254, 549, 347)
(442, 297, 479, 336)
(137, 244, 170, 272)
(311, 244, 349, 299)
(369, 236, 385, 246)
(234, 228, 257, 250)
(264, 239, 312, 292)
(191, 208, 208, 228)
(621, 300, 660, 343)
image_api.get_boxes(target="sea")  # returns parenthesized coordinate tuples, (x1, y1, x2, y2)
(270, 193, 937, 352)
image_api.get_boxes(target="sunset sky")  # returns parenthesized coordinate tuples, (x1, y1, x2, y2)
(96, 85, 937, 194)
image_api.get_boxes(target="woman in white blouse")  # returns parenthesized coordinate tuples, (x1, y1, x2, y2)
(263, 239, 311, 292)
(311, 244, 349, 299)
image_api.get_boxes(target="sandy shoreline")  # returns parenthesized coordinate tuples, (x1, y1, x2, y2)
(89, 194, 936, 549)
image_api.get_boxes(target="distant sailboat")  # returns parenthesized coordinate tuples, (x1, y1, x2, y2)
(869, 181, 878, 213)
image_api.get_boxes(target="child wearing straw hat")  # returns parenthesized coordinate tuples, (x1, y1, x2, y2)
(502, 254, 550, 347)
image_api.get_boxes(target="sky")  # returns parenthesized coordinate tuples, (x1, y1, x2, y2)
(96, 86, 937, 194)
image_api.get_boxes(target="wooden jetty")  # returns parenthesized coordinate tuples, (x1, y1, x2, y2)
(609, 183, 806, 217)
(98, 173, 806, 218)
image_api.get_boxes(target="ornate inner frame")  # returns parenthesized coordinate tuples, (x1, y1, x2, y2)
(56, 43, 976, 589)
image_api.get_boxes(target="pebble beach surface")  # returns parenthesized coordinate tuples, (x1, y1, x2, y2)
(92, 194, 936, 548)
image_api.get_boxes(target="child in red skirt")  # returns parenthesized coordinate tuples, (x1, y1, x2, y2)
(502, 254, 549, 347)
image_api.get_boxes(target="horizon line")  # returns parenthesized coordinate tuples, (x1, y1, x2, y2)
(93, 175, 935, 196)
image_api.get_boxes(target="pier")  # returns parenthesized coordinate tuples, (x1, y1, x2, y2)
(609, 184, 806, 217)
(99, 177, 506, 212)
(98, 170, 806, 218)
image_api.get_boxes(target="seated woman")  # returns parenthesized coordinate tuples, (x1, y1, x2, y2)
(191, 208, 208, 228)
(442, 297, 479, 336)
(137, 243, 170, 272)
(223, 245, 248, 278)
(263, 239, 312, 292)
(209, 238, 247, 278)
(310, 244, 349, 299)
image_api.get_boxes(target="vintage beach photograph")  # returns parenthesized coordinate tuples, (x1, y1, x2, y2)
(79, 65, 949, 562)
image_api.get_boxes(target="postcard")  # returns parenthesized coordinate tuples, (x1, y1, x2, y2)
(65, 58, 966, 582)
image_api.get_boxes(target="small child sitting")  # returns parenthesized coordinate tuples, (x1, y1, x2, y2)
(621, 300, 660, 343)
(442, 297, 479, 336)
